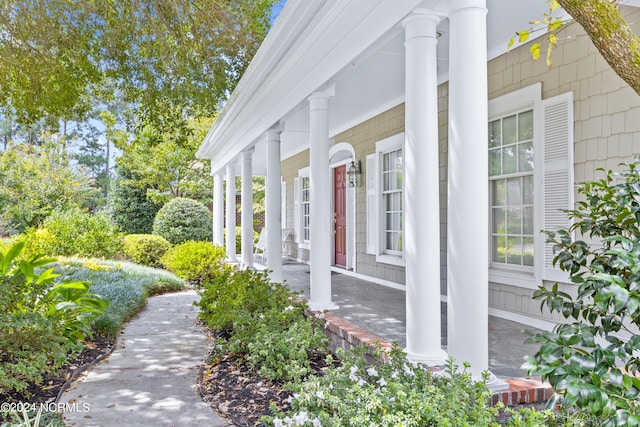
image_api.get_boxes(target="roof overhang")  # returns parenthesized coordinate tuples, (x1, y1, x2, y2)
(198, 0, 559, 175)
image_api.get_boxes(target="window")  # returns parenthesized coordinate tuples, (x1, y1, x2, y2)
(294, 167, 310, 247)
(366, 132, 405, 266)
(489, 110, 534, 269)
(488, 83, 574, 287)
(382, 148, 403, 254)
(301, 176, 310, 242)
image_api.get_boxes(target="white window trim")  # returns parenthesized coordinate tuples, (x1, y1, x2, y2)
(297, 167, 310, 250)
(375, 133, 406, 267)
(488, 83, 574, 290)
(488, 83, 542, 289)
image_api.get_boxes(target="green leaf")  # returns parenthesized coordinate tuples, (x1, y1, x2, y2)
(1, 241, 24, 275)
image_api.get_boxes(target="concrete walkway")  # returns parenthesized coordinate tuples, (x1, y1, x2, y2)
(62, 290, 229, 427)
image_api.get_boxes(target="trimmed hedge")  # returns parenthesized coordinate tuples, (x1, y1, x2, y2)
(24, 209, 122, 258)
(152, 197, 212, 245)
(160, 241, 226, 283)
(122, 234, 172, 267)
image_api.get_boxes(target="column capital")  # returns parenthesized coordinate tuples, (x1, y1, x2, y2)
(242, 146, 255, 155)
(308, 84, 335, 111)
(265, 128, 282, 142)
(449, 0, 487, 14)
(403, 9, 443, 40)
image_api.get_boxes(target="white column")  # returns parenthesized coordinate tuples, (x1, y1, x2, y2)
(225, 162, 237, 262)
(448, 0, 489, 379)
(241, 148, 254, 268)
(266, 130, 283, 282)
(213, 171, 225, 246)
(403, 11, 448, 366)
(308, 88, 337, 311)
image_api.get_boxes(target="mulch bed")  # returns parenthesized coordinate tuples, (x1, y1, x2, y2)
(0, 335, 115, 415)
(198, 329, 336, 426)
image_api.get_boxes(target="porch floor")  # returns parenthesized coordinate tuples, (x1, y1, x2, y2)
(278, 262, 544, 379)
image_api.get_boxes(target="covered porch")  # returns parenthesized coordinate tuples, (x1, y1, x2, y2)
(276, 262, 543, 380)
(198, 0, 558, 389)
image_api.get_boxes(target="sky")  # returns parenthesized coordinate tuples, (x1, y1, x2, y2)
(270, 0, 287, 25)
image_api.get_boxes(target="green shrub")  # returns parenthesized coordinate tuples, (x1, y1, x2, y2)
(197, 268, 280, 330)
(56, 259, 184, 337)
(525, 160, 640, 425)
(123, 234, 172, 267)
(231, 226, 259, 254)
(160, 241, 226, 282)
(108, 166, 162, 234)
(238, 311, 327, 381)
(24, 209, 123, 258)
(0, 241, 108, 395)
(152, 197, 212, 245)
(197, 267, 327, 380)
(269, 347, 499, 426)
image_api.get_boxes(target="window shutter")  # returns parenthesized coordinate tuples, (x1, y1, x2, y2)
(293, 177, 301, 243)
(366, 154, 377, 255)
(541, 92, 574, 282)
(281, 180, 287, 229)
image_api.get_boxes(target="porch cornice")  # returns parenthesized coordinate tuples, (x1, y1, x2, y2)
(197, 0, 424, 172)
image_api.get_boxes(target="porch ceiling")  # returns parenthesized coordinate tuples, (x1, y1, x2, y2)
(198, 0, 558, 176)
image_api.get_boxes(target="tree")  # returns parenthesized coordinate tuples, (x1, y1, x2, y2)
(0, 141, 93, 231)
(525, 161, 640, 425)
(514, 0, 640, 96)
(107, 165, 162, 235)
(0, 0, 275, 125)
(116, 116, 214, 205)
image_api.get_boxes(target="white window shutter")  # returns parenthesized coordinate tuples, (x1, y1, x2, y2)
(281, 180, 287, 229)
(541, 92, 574, 282)
(293, 177, 301, 244)
(366, 154, 377, 255)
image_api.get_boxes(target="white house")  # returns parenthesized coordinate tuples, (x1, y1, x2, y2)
(197, 0, 640, 382)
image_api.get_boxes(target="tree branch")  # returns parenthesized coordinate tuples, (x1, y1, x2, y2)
(558, 0, 640, 95)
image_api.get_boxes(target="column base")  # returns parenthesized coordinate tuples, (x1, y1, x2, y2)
(405, 348, 448, 367)
(308, 301, 339, 311)
(484, 371, 510, 392)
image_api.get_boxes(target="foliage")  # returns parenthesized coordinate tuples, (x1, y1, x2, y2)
(235, 310, 327, 381)
(512, 0, 640, 96)
(268, 347, 499, 427)
(508, 0, 565, 66)
(153, 197, 212, 245)
(160, 241, 226, 283)
(0, 0, 276, 124)
(123, 234, 172, 268)
(0, 142, 93, 231)
(524, 160, 640, 425)
(115, 117, 213, 204)
(56, 259, 184, 337)
(1, 405, 63, 427)
(0, 241, 108, 395)
(24, 209, 122, 259)
(197, 267, 327, 380)
(107, 166, 162, 235)
(233, 226, 260, 254)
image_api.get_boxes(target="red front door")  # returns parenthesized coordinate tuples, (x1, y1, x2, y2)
(334, 165, 347, 267)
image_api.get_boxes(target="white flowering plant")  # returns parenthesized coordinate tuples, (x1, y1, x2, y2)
(265, 345, 500, 426)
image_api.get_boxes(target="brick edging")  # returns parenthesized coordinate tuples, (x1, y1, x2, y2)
(307, 308, 554, 407)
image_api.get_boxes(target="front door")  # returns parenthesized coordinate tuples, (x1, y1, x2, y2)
(334, 165, 347, 267)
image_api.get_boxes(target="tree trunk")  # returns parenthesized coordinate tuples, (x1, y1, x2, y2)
(558, 0, 640, 96)
(105, 139, 110, 197)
